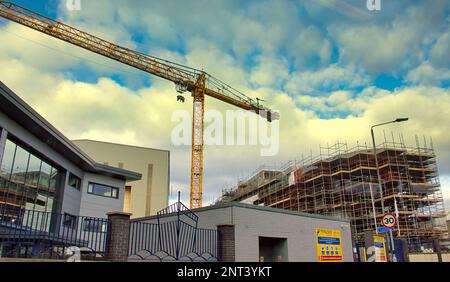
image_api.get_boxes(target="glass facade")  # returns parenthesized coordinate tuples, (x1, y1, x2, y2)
(0, 138, 61, 213)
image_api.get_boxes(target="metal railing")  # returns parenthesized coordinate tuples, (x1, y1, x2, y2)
(0, 206, 109, 260)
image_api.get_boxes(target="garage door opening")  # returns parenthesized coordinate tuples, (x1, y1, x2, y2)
(258, 237, 288, 262)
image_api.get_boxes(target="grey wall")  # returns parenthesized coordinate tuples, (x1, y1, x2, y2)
(80, 172, 125, 218)
(136, 204, 353, 262)
(60, 172, 82, 216)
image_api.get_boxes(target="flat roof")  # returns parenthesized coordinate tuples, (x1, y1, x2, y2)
(0, 81, 141, 181)
(134, 201, 350, 223)
(72, 139, 170, 153)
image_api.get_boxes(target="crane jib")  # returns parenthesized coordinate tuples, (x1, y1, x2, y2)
(0, 1, 279, 209)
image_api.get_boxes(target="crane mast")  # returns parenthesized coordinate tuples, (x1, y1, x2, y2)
(0, 1, 279, 209)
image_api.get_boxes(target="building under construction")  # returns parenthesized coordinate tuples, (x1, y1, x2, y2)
(217, 135, 447, 250)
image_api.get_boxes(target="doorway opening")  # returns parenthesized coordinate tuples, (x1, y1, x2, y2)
(258, 236, 288, 262)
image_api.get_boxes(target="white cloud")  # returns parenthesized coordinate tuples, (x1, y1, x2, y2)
(250, 55, 289, 87)
(0, 0, 449, 206)
(287, 25, 333, 69)
(285, 64, 369, 95)
(329, 0, 449, 75)
(406, 62, 450, 86)
(430, 31, 450, 69)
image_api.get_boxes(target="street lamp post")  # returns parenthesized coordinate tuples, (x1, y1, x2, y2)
(370, 118, 408, 263)
(370, 118, 408, 223)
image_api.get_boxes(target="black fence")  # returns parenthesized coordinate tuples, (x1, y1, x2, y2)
(0, 206, 109, 260)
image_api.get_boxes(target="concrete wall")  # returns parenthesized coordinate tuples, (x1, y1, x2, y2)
(136, 204, 353, 262)
(73, 140, 169, 217)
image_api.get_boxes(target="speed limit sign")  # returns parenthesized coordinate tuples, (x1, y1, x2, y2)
(381, 214, 397, 228)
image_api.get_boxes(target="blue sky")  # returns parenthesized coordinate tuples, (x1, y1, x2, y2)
(0, 0, 449, 207)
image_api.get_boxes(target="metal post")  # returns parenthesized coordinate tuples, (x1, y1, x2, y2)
(371, 127, 385, 216)
(368, 183, 379, 234)
(176, 191, 181, 260)
(389, 229, 396, 262)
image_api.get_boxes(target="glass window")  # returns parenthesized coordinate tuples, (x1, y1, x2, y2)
(0, 140, 15, 204)
(83, 218, 107, 233)
(68, 173, 81, 190)
(0, 140, 16, 180)
(26, 155, 41, 188)
(87, 183, 119, 199)
(0, 138, 61, 213)
(10, 145, 30, 185)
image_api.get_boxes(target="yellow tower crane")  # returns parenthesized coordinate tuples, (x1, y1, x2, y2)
(0, 1, 279, 208)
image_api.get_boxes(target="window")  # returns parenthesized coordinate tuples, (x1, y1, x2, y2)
(0, 138, 60, 212)
(63, 213, 77, 229)
(87, 182, 119, 199)
(83, 218, 107, 233)
(68, 173, 81, 190)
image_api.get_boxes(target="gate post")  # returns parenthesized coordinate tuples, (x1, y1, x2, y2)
(106, 212, 132, 262)
(217, 225, 235, 262)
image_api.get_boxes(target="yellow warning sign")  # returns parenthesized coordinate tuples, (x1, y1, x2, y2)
(315, 228, 343, 262)
(373, 235, 387, 262)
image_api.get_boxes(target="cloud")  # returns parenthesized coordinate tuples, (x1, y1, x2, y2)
(0, 0, 449, 206)
(250, 55, 289, 88)
(285, 64, 369, 96)
(406, 62, 450, 86)
(329, 0, 449, 75)
(430, 30, 450, 69)
(287, 25, 333, 69)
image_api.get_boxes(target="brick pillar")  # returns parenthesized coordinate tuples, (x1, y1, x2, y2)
(217, 225, 235, 262)
(106, 212, 132, 262)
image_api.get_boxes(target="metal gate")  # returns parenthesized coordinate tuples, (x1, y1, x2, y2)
(128, 199, 218, 262)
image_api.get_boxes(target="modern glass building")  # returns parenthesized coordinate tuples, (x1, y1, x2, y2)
(0, 80, 142, 218)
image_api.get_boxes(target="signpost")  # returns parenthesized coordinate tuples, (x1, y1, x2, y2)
(381, 214, 397, 229)
(381, 213, 398, 262)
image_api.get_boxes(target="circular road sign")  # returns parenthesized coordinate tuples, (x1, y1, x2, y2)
(381, 214, 397, 228)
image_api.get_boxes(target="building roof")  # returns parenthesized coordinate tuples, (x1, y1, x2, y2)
(72, 139, 170, 153)
(0, 81, 141, 181)
(134, 201, 351, 223)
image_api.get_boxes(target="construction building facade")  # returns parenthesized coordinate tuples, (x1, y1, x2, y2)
(217, 137, 447, 250)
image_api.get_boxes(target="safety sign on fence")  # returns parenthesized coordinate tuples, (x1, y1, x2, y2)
(315, 228, 343, 262)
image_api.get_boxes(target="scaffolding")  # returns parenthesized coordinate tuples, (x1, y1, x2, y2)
(218, 134, 447, 249)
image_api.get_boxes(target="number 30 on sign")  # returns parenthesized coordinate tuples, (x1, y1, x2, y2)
(381, 214, 397, 228)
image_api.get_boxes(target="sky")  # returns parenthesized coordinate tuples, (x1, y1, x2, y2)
(0, 0, 449, 209)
